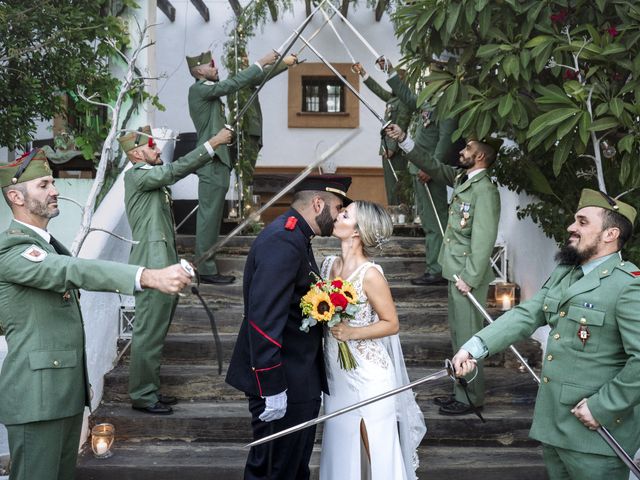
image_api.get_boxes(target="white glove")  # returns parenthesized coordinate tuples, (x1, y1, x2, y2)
(259, 390, 287, 422)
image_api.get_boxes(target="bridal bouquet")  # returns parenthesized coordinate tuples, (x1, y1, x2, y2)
(300, 274, 360, 370)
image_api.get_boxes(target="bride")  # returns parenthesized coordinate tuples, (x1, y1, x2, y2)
(319, 200, 426, 480)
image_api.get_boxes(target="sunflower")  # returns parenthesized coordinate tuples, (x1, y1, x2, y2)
(309, 290, 335, 322)
(340, 282, 358, 304)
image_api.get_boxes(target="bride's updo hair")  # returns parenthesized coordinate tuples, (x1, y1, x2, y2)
(354, 200, 394, 258)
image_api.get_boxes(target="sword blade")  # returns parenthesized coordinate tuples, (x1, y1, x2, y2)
(319, 6, 356, 63)
(245, 366, 452, 448)
(194, 129, 360, 266)
(296, 9, 335, 56)
(597, 427, 640, 479)
(323, 1, 381, 60)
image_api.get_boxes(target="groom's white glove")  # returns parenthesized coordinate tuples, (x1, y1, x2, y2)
(259, 390, 287, 422)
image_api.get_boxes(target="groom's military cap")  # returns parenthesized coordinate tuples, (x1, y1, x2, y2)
(578, 188, 637, 225)
(294, 175, 353, 206)
(0, 149, 52, 188)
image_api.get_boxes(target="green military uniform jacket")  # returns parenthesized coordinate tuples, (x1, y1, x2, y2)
(363, 75, 413, 156)
(0, 221, 139, 425)
(477, 254, 640, 457)
(188, 64, 275, 168)
(243, 63, 288, 142)
(403, 144, 500, 287)
(124, 143, 212, 267)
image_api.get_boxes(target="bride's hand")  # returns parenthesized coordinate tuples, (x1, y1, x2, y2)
(331, 322, 353, 342)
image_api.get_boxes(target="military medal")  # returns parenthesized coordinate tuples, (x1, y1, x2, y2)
(459, 203, 470, 227)
(62, 291, 71, 302)
(421, 109, 433, 128)
(577, 325, 590, 346)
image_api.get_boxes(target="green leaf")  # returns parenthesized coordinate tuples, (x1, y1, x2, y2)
(478, 8, 491, 38)
(618, 135, 635, 154)
(465, 0, 477, 25)
(602, 44, 627, 56)
(446, 2, 462, 35)
(433, 8, 447, 30)
(503, 55, 519, 78)
(416, 80, 449, 106)
(594, 103, 609, 118)
(620, 156, 631, 184)
(524, 35, 554, 49)
(498, 94, 513, 117)
(534, 43, 554, 73)
(578, 112, 591, 145)
(475, 0, 489, 12)
(595, 0, 606, 12)
(527, 108, 581, 138)
(477, 111, 492, 140)
(458, 105, 480, 133)
(417, 10, 435, 31)
(589, 117, 620, 132)
(556, 113, 581, 140)
(525, 161, 555, 196)
(476, 44, 504, 58)
(553, 136, 572, 176)
(609, 98, 624, 118)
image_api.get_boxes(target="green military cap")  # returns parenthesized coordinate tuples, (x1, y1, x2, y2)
(118, 126, 153, 153)
(578, 188, 637, 225)
(186, 51, 213, 70)
(0, 149, 53, 188)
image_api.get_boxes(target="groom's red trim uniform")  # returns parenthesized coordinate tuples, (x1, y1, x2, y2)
(226, 207, 328, 479)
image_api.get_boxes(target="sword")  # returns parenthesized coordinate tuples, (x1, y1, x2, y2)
(246, 360, 455, 448)
(319, 6, 356, 64)
(597, 427, 640, 479)
(297, 34, 398, 182)
(191, 285, 224, 375)
(295, 8, 335, 57)
(194, 129, 361, 267)
(423, 183, 445, 237)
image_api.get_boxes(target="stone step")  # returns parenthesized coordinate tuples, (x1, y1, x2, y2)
(76, 442, 547, 480)
(118, 332, 542, 370)
(209, 254, 427, 279)
(91, 400, 536, 447)
(169, 304, 451, 334)
(177, 235, 427, 258)
(102, 365, 538, 405)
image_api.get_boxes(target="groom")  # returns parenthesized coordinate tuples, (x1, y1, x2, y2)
(226, 175, 352, 479)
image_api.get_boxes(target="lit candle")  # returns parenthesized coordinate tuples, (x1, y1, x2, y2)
(501, 294, 512, 310)
(95, 439, 109, 456)
(398, 214, 406, 224)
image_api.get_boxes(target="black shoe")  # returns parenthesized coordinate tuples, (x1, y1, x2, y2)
(432, 395, 455, 407)
(199, 274, 236, 284)
(438, 400, 482, 416)
(411, 273, 447, 286)
(157, 394, 178, 405)
(132, 402, 173, 415)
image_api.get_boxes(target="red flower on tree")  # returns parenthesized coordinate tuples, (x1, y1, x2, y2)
(331, 279, 343, 289)
(550, 9, 568, 23)
(329, 292, 348, 310)
(563, 69, 579, 80)
(607, 25, 619, 37)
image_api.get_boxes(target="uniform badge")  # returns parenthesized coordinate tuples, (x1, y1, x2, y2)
(577, 325, 590, 346)
(632, 271, 640, 277)
(21, 245, 47, 262)
(285, 216, 298, 231)
(62, 291, 71, 302)
(459, 203, 470, 227)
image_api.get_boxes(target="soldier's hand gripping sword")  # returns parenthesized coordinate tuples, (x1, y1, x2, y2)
(246, 360, 457, 448)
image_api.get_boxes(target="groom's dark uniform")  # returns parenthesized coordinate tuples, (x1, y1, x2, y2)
(227, 208, 327, 479)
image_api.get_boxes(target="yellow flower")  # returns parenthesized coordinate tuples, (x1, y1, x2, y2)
(309, 290, 335, 322)
(340, 283, 358, 304)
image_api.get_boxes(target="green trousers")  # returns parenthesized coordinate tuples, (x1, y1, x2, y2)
(6, 412, 83, 480)
(542, 443, 629, 479)
(448, 281, 490, 406)
(381, 152, 407, 205)
(128, 288, 178, 407)
(195, 159, 231, 275)
(413, 176, 447, 275)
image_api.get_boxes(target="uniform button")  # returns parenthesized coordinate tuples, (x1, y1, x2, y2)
(602, 269, 608, 274)
(463, 252, 467, 256)
(553, 333, 561, 340)
(53, 360, 60, 367)
(543, 305, 548, 311)
(115, 289, 120, 293)
(446, 238, 450, 242)
(580, 318, 587, 325)
(547, 354, 553, 361)
(616, 418, 621, 424)
(559, 311, 566, 317)
(543, 377, 549, 383)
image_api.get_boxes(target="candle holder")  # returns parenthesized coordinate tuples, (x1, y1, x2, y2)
(91, 423, 115, 458)
(495, 282, 516, 311)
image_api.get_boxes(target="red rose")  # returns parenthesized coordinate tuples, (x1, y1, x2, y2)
(550, 9, 568, 24)
(563, 69, 578, 80)
(330, 292, 348, 309)
(316, 281, 325, 288)
(331, 279, 344, 289)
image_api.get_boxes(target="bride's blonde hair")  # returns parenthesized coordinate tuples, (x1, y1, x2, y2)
(354, 200, 393, 258)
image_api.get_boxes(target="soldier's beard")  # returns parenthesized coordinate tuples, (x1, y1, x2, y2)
(25, 194, 59, 219)
(555, 238, 599, 265)
(316, 204, 335, 237)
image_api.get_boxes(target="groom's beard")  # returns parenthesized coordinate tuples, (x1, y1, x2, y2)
(316, 204, 335, 237)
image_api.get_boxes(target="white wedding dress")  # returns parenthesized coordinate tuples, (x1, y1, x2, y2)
(319, 256, 426, 480)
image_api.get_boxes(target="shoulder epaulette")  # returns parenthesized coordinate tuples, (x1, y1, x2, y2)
(284, 216, 297, 231)
(615, 260, 640, 277)
(7, 229, 27, 236)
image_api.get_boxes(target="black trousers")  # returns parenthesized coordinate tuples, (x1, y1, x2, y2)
(244, 395, 321, 480)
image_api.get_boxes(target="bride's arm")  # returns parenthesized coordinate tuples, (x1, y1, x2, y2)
(330, 268, 399, 341)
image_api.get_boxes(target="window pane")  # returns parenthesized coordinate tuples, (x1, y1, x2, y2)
(302, 77, 345, 113)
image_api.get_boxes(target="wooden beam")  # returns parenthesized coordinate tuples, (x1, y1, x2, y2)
(157, 0, 176, 22)
(228, 0, 242, 17)
(266, 0, 278, 21)
(190, 0, 210, 22)
(305, 0, 311, 17)
(340, 0, 349, 18)
(375, 0, 389, 21)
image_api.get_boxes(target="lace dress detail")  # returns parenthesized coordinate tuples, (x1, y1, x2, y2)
(319, 256, 425, 480)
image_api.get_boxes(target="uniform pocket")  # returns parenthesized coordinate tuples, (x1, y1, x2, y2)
(565, 305, 605, 353)
(559, 382, 598, 406)
(29, 349, 77, 370)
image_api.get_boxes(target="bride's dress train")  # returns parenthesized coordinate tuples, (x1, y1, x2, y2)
(319, 256, 426, 480)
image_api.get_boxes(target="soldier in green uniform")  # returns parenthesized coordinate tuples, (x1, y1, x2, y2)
(386, 124, 501, 414)
(187, 49, 282, 284)
(452, 189, 640, 480)
(352, 63, 413, 205)
(0, 149, 192, 480)
(119, 125, 233, 414)
(383, 58, 462, 286)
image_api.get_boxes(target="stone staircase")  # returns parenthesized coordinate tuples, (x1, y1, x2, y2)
(76, 235, 547, 479)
